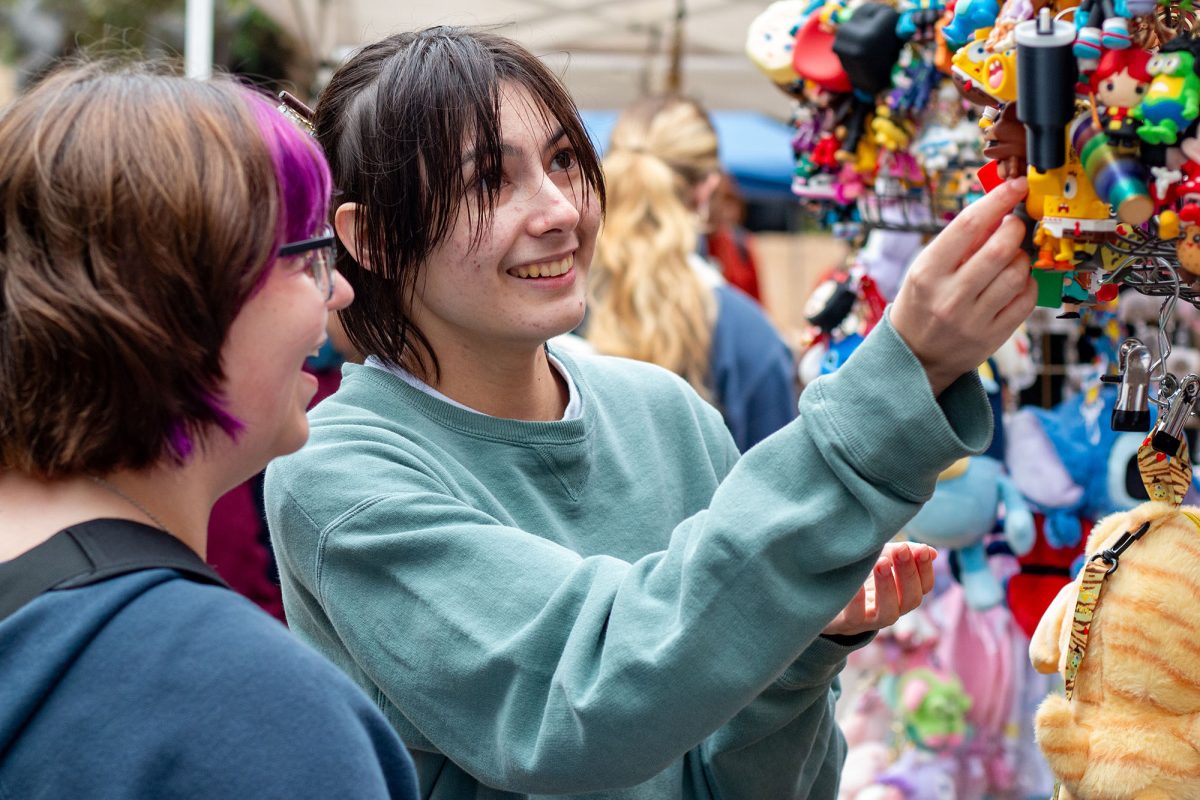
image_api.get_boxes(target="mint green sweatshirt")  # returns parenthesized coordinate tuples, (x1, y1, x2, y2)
(264, 317, 991, 800)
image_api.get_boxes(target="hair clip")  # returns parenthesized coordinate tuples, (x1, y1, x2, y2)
(277, 90, 316, 136)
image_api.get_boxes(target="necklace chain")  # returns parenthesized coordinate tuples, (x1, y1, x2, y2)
(90, 476, 172, 535)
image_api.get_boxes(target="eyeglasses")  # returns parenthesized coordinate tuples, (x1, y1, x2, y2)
(278, 226, 337, 300)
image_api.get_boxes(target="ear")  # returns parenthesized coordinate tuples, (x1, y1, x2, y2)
(334, 202, 369, 271)
(692, 171, 722, 218)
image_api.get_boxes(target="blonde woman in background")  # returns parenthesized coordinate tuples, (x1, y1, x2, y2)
(588, 96, 796, 450)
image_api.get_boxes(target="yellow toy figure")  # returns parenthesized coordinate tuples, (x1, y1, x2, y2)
(1028, 145, 1115, 266)
(870, 104, 916, 151)
(1026, 133, 1117, 311)
(1030, 502, 1200, 799)
(951, 29, 1018, 102)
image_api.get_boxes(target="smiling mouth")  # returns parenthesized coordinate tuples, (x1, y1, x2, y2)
(509, 254, 573, 279)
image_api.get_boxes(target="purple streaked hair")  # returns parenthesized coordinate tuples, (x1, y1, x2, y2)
(244, 88, 333, 258)
(173, 85, 333, 457)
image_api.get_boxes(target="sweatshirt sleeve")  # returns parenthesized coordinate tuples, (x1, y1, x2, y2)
(266, 315, 990, 797)
(691, 316, 989, 799)
(698, 638, 860, 799)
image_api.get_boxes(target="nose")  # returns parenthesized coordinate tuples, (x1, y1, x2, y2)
(327, 270, 354, 311)
(528, 174, 581, 235)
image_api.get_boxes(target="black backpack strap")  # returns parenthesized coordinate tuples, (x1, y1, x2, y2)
(0, 518, 228, 623)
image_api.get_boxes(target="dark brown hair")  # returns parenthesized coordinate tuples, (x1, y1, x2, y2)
(0, 60, 329, 478)
(314, 27, 605, 379)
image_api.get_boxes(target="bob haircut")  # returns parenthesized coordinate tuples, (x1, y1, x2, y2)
(0, 60, 331, 479)
(314, 26, 606, 379)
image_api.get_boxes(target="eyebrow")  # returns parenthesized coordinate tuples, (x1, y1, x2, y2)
(462, 126, 569, 166)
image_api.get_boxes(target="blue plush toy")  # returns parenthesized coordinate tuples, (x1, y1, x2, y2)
(904, 456, 1035, 610)
(1005, 384, 1159, 549)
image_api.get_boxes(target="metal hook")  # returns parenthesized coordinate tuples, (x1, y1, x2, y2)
(1151, 373, 1199, 455)
(1104, 338, 1153, 431)
(1090, 520, 1152, 575)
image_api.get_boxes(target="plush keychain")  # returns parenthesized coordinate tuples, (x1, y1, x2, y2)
(1030, 501, 1200, 798)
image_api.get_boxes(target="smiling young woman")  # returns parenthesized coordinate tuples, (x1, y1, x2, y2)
(0, 61, 416, 798)
(265, 25, 1037, 800)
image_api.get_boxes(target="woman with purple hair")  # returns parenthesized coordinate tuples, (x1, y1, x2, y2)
(0, 62, 418, 798)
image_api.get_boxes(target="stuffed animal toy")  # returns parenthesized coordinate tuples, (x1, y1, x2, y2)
(1030, 501, 1200, 799)
(931, 583, 1018, 791)
(843, 685, 896, 749)
(1004, 382, 1149, 634)
(903, 455, 1035, 609)
(1006, 514, 1089, 639)
(1006, 383, 1153, 549)
(854, 669, 971, 800)
(897, 667, 972, 752)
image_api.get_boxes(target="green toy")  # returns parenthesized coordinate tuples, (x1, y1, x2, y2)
(896, 667, 973, 751)
(1133, 38, 1200, 146)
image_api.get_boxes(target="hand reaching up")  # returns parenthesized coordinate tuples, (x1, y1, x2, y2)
(891, 178, 1037, 396)
(822, 542, 937, 637)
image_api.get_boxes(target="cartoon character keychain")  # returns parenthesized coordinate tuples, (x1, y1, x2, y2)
(1133, 37, 1200, 146)
(1090, 47, 1153, 148)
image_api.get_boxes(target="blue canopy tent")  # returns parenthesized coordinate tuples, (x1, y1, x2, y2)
(580, 109, 796, 202)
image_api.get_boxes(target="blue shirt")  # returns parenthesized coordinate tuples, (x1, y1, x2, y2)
(710, 284, 797, 451)
(0, 566, 418, 799)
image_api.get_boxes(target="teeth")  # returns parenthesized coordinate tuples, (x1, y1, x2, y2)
(511, 255, 572, 279)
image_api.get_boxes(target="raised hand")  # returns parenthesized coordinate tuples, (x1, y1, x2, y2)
(821, 542, 937, 637)
(890, 177, 1037, 396)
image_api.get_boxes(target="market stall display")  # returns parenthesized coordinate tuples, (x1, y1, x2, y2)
(747, 1, 1200, 794)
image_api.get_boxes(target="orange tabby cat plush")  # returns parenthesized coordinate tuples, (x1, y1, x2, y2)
(1029, 501, 1200, 800)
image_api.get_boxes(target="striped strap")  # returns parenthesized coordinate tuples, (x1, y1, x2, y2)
(1137, 437, 1191, 507)
(1062, 558, 1110, 700)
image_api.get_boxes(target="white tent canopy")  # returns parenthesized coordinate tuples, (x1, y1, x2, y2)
(251, 0, 789, 116)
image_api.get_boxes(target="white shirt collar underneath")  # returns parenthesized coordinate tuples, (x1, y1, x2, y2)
(364, 351, 582, 421)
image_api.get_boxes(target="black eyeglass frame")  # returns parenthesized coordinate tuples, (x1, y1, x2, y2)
(278, 232, 336, 258)
(277, 227, 337, 300)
